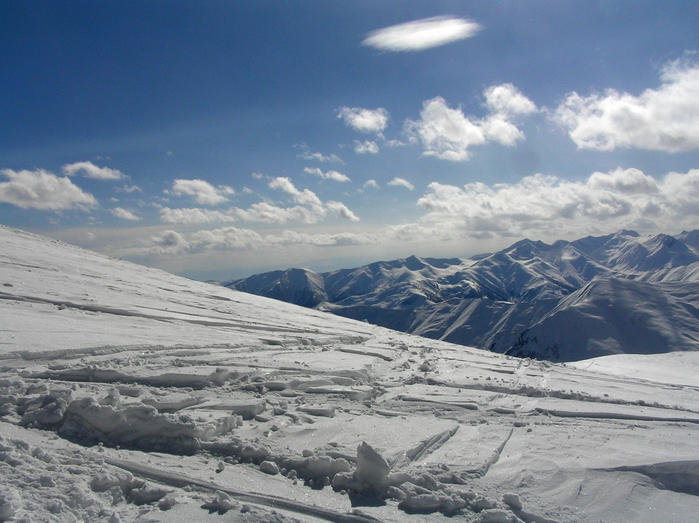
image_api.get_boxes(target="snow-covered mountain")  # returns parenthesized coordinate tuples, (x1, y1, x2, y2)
(3, 225, 699, 522)
(227, 230, 699, 361)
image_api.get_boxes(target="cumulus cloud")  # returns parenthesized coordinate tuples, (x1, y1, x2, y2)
(554, 58, 699, 152)
(405, 84, 537, 161)
(146, 230, 192, 255)
(413, 167, 699, 240)
(170, 179, 234, 205)
(362, 16, 480, 52)
(159, 207, 237, 224)
(145, 227, 263, 255)
(269, 177, 359, 222)
(364, 180, 380, 189)
(325, 201, 360, 222)
(388, 177, 415, 190)
(143, 227, 377, 256)
(62, 161, 126, 181)
(354, 140, 380, 154)
(235, 202, 324, 224)
(111, 207, 140, 221)
(294, 143, 343, 163)
(120, 184, 142, 194)
(304, 167, 351, 182)
(269, 177, 324, 208)
(159, 177, 359, 225)
(337, 107, 389, 135)
(0, 168, 97, 210)
(265, 230, 377, 247)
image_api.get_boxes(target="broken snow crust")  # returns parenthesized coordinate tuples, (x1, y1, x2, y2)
(1, 225, 699, 522)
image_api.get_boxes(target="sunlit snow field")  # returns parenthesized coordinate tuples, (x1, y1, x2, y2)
(2, 226, 699, 522)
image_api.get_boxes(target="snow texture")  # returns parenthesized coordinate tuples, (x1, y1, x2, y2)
(1, 225, 699, 522)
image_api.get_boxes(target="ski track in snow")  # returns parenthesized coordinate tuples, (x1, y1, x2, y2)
(2, 226, 699, 522)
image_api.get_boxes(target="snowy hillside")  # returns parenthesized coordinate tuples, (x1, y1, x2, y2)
(227, 230, 699, 361)
(2, 225, 699, 522)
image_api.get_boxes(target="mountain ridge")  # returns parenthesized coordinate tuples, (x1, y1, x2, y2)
(226, 230, 699, 361)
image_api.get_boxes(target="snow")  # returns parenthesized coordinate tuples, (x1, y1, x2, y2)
(1, 225, 699, 522)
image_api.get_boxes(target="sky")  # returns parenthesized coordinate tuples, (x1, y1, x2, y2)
(2, 1, 699, 280)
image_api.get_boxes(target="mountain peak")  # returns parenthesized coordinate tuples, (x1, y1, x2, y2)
(404, 255, 427, 271)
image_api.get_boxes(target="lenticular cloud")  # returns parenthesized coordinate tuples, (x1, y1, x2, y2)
(362, 16, 480, 52)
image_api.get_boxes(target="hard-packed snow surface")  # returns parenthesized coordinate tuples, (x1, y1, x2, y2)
(227, 230, 699, 361)
(2, 225, 699, 522)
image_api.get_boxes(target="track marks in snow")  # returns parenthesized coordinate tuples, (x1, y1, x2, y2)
(392, 426, 460, 468)
(99, 454, 383, 523)
(535, 407, 699, 425)
(476, 428, 515, 478)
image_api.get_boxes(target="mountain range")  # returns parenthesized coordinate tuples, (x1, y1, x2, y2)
(226, 230, 699, 362)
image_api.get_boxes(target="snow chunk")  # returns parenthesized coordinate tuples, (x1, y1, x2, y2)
(227, 399, 266, 420)
(297, 404, 336, 417)
(503, 492, 522, 511)
(59, 397, 239, 452)
(356, 441, 390, 490)
(0, 488, 22, 522)
(479, 508, 517, 523)
(260, 460, 280, 475)
(202, 490, 238, 514)
(332, 441, 390, 496)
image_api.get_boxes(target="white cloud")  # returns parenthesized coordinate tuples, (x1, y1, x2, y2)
(362, 16, 481, 52)
(304, 167, 351, 182)
(145, 227, 263, 255)
(120, 184, 142, 194)
(554, 58, 699, 152)
(235, 202, 324, 224)
(413, 167, 699, 240)
(326, 201, 360, 222)
(0, 168, 97, 210)
(485, 84, 538, 117)
(269, 177, 323, 208)
(405, 85, 537, 161)
(337, 107, 389, 135)
(146, 230, 192, 255)
(268, 177, 359, 222)
(111, 207, 140, 221)
(159, 207, 237, 224)
(388, 177, 415, 190)
(265, 230, 377, 247)
(143, 227, 377, 256)
(354, 140, 380, 154)
(62, 161, 126, 181)
(364, 180, 380, 189)
(170, 179, 233, 205)
(161, 178, 360, 226)
(294, 143, 343, 163)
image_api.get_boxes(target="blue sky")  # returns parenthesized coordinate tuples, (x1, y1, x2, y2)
(2, 1, 699, 280)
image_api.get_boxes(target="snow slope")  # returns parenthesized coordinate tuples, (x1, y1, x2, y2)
(2, 225, 699, 522)
(227, 230, 699, 361)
